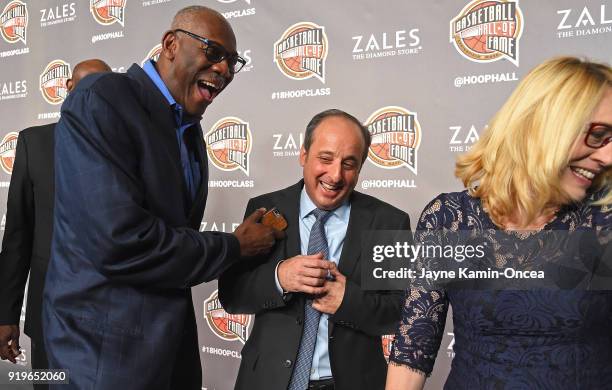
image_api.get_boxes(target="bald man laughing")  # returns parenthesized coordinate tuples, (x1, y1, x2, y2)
(42, 6, 279, 390)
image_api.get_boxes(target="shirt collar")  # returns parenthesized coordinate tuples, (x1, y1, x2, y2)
(142, 59, 200, 127)
(299, 187, 351, 222)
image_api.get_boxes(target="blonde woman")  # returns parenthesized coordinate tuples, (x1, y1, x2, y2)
(386, 57, 612, 390)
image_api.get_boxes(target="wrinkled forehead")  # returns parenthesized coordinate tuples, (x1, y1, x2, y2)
(188, 12, 237, 52)
(312, 117, 367, 155)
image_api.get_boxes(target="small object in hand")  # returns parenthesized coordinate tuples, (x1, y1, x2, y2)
(261, 208, 288, 231)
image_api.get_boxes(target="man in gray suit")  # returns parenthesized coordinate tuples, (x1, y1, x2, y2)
(220, 109, 411, 390)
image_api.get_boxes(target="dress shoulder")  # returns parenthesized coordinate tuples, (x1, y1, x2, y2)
(417, 190, 489, 231)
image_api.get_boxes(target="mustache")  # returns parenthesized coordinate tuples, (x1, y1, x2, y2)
(196, 72, 227, 90)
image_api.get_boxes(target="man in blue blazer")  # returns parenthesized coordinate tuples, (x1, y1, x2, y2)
(43, 6, 279, 390)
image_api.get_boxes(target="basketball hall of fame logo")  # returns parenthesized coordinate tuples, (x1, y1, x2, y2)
(365, 106, 421, 174)
(205, 117, 252, 176)
(90, 0, 126, 27)
(0, 132, 18, 174)
(274, 22, 328, 83)
(382, 334, 394, 361)
(204, 290, 251, 344)
(0, 0, 27, 45)
(450, 0, 523, 66)
(141, 43, 161, 66)
(39, 59, 71, 105)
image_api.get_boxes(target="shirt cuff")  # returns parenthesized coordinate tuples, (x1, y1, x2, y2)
(274, 260, 285, 294)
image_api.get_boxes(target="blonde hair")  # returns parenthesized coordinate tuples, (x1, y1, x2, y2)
(456, 56, 612, 227)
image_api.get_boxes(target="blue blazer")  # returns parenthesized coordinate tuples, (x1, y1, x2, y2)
(43, 65, 240, 390)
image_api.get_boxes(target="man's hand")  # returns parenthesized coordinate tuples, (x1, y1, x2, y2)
(278, 253, 333, 295)
(0, 325, 20, 364)
(312, 265, 346, 315)
(234, 208, 285, 257)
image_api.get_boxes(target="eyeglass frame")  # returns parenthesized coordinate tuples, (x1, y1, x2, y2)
(173, 28, 246, 74)
(584, 122, 612, 148)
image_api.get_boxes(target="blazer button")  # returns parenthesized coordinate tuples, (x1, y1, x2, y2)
(284, 359, 293, 368)
(296, 317, 303, 325)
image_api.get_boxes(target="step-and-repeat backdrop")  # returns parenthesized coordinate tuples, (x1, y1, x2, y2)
(0, 1, 610, 389)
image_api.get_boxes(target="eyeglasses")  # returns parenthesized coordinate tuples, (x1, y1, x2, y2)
(584, 122, 612, 148)
(174, 29, 246, 74)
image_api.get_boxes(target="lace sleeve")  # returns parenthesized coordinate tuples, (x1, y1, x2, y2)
(389, 195, 451, 375)
(389, 287, 448, 376)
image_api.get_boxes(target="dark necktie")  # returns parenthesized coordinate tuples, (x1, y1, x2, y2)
(288, 208, 332, 390)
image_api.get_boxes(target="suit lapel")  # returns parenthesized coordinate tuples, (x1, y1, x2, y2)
(329, 192, 373, 336)
(188, 131, 209, 227)
(126, 64, 191, 207)
(338, 192, 373, 278)
(279, 181, 303, 260)
(127, 65, 180, 169)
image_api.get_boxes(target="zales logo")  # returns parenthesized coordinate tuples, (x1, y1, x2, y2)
(206, 117, 252, 175)
(40, 2, 76, 27)
(0, 0, 27, 45)
(39, 59, 71, 105)
(557, 5, 611, 38)
(352, 29, 421, 60)
(90, 0, 126, 27)
(272, 132, 303, 157)
(238, 49, 252, 72)
(0, 132, 18, 175)
(204, 290, 251, 344)
(449, 125, 480, 152)
(274, 22, 328, 83)
(0, 79, 27, 100)
(450, 0, 523, 66)
(199, 221, 239, 233)
(446, 332, 455, 358)
(365, 106, 421, 174)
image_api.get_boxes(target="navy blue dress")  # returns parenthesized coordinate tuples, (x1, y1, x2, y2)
(390, 191, 612, 389)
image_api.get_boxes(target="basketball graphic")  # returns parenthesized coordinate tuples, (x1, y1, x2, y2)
(450, 0, 523, 66)
(39, 59, 71, 105)
(274, 22, 328, 83)
(90, 0, 126, 27)
(205, 117, 252, 175)
(0, 132, 18, 175)
(204, 290, 251, 344)
(382, 334, 395, 361)
(141, 43, 162, 66)
(0, 0, 27, 45)
(365, 106, 421, 174)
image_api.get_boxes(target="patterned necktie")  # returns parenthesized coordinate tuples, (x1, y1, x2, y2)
(288, 208, 332, 390)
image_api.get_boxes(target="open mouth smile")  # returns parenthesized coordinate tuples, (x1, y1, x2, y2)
(570, 166, 596, 181)
(320, 180, 343, 192)
(197, 79, 223, 102)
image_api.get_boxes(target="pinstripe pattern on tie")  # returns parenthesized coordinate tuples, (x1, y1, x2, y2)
(288, 208, 332, 390)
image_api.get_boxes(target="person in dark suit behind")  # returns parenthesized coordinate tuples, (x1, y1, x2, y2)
(0, 59, 111, 388)
(42, 6, 280, 390)
(219, 109, 411, 390)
